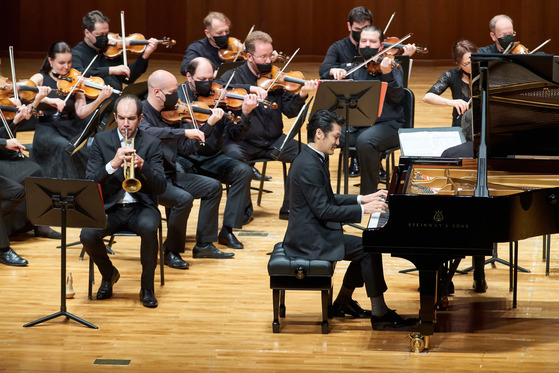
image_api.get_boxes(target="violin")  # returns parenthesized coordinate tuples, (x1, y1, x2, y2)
(218, 36, 289, 63)
(257, 65, 307, 94)
(509, 42, 530, 54)
(383, 36, 429, 55)
(197, 83, 278, 110)
(161, 100, 241, 125)
(103, 32, 176, 59)
(56, 69, 120, 99)
(366, 54, 401, 76)
(0, 98, 42, 121)
(0, 77, 66, 102)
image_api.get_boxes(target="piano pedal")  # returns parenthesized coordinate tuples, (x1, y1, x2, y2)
(408, 333, 429, 352)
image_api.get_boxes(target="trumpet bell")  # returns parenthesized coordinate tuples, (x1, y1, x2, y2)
(122, 178, 142, 193)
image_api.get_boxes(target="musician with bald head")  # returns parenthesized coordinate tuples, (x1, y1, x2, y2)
(80, 94, 166, 308)
(479, 14, 517, 54)
(139, 69, 236, 265)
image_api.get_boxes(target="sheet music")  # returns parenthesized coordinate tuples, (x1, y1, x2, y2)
(399, 128, 464, 157)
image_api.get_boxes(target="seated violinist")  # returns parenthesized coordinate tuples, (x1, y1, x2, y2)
(478, 15, 517, 54)
(216, 30, 318, 221)
(177, 57, 257, 248)
(328, 25, 405, 195)
(180, 11, 232, 76)
(72, 10, 158, 91)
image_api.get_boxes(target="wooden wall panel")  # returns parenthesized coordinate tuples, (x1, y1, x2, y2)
(1, 0, 557, 67)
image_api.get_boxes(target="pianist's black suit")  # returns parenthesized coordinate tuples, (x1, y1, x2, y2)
(80, 128, 166, 291)
(283, 145, 387, 297)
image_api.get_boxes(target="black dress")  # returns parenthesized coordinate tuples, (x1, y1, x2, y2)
(426, 67, 471, 127)
(31, 72, 88, 179)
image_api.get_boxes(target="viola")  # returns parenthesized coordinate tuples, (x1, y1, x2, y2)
(257, 65, 307, 94)
(197, 83, 278, 110)
(510, 42, 529, 54)
(0, 77, 66, 102)
(103, 32, 176, 59)
(383, 36, 429, 55)
(56, 69, 120, 99)
(161, 100, 241, 125)
(0, 98, 42, 121)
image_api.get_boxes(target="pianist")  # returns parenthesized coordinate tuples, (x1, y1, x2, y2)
(282, 109, 417, 329)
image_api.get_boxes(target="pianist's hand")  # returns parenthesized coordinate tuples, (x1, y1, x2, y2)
(361, 190, 388, 214)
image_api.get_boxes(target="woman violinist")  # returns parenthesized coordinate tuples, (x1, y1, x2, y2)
(423, 40, 478, 127)
(29, 41, 113, 179)
(328, 25, 405, 195)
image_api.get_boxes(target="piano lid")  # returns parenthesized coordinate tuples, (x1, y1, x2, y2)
(471, 53, 559, 159)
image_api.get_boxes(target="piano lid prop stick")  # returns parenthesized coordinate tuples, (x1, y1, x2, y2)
(529, 39, 551, 54)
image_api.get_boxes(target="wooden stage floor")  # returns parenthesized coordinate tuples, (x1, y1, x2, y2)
(1, 60, 559, 372)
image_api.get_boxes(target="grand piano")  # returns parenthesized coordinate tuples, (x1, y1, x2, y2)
(363, 53, 559, 352)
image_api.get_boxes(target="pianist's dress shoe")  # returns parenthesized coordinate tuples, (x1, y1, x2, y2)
(96, 267, 120, 300)
(251, 167, 272, 181)
(193, 243, 235, 259)
(348, 156, 360, 177)
(371, 309, 419, 330)
(473, 278, 488, 293)
(0, 248, 28, 266)
(164, 250, 189, 269)
(330, 300, 372, 318)
(34, 227, 62, 239)
(139, 288, 158, 308)
(218, 232, 244, 249)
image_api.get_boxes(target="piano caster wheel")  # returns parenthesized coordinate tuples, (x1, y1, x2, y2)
(408, 333, 429, 352)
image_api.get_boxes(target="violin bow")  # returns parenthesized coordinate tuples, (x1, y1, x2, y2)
(345, 33, 412, 76)
(120, 11, 128, 67)
(0, 109, 24, 158)
(383, 12, 396, 35)
(181, 84, 205, 146)
(8, 46, 19, 102)
(264, 48, 300, 94)
(63, 54, 98, 103)
(214, 71, 236, 108)
(530, 39, 551, 54)
(233, 25, 254, 62)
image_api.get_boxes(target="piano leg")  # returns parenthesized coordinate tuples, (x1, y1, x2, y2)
(418, 269, 438, 337)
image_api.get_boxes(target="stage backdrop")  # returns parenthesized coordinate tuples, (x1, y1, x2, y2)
(1, 0, 556, 67)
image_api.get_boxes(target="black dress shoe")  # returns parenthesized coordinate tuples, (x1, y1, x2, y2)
(193, 243, 235, 259)
(330, 300, 371, 318)
(279, 209, 289, 220)
(34, 227, 62, 239)
(371, 309, 419, 330)
(0, 248, 28, 266)
(164, 250, 189, 269)
(473, 278, 488, 293)
(218, 232, 244, 249)
(252, 167, 272, 181)
(139, 288, 158, 308)
(96, 267, 120, 300)
(348, 156, 360, 177)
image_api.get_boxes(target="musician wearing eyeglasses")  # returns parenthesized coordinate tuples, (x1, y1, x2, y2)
(80, 95, 166, 308)
(327, 25, 405, 195)
(478, 14, 517, 54)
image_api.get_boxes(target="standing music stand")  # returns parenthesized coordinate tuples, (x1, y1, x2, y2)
(309, 80, 386, 194)
(23, 177, 106, 329)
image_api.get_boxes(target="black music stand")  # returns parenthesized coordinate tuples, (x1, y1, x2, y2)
(23, 178, 106, 329)
(65, 98, 113, 156)
(216, 61, 244, 79)
(271, 97, 313, 160)
(103, 81, 148, 131)
(309, 80, 384, 194)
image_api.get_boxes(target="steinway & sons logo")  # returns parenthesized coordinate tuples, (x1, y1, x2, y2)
(407, 210, 470, 230)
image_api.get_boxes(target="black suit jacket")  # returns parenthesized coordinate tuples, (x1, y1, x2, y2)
(440, 141, 474, 158)
(86, 128, 166, 210)
(283, 145, 362, 261)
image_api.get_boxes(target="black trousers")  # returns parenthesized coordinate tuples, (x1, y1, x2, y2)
(341, 234, 388, 298)
(158, 172, 222, 252)
(0, 175, 25, 248)
(80, 204, 160, 291)
(188, 152, 252, 229)
(222, 134, 300, 210)
(340, 120, 402, 194)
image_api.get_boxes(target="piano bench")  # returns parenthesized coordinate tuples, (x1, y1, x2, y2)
(267, 242, 336, 334)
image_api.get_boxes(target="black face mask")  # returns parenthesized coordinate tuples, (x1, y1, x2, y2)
(93, 34, 109, 50)
(161, 91, 179, 110)
(351, 30, 361, 44)
(497, 34, 515, 51)
(213, 34, 230, 49)
(360, 47, 379, 60)
(195, 80, 213, 96)
(255, 62, 272, 75)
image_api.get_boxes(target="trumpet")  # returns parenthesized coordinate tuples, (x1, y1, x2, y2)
(122, 129, 142, 193)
